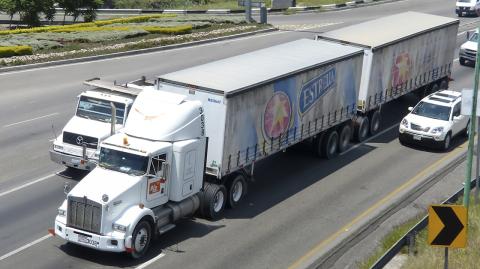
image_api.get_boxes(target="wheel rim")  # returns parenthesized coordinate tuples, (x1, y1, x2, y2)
(372, 115, 380, 133)
(341, 130, 349, 149)
(213, 190, 224, 213)
(232, 180, 243, 203)
(361, 121, 368, 139)
(329, 135, 338, 155)
(134, 227, 148, 253)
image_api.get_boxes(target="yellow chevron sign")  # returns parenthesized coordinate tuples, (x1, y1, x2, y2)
(428, 205, 467, 248)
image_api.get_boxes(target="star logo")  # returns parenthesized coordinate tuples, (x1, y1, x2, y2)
(263, 92, 292, 139)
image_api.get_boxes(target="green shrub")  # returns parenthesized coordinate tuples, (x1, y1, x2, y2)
(0, 46, 33, 58)
(142, 25, 192, 34)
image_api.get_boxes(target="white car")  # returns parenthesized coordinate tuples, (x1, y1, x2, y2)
(459, 29, 478, 66)
(456, 0, 480, 17)
(398, 90, 470, 150)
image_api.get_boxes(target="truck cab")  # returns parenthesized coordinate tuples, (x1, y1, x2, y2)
(53, 89, 219, 258)
(50, 78, 144, 170)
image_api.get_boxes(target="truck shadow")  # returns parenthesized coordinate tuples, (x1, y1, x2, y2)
(57, 220, 225, 267)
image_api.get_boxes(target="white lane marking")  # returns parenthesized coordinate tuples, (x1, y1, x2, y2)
(0, 234, 51, 261)
(3, 112, 59, 128)
(0, 172, 58, 198)
(340, 123, 399, 156)
(135, 253, 166, 269)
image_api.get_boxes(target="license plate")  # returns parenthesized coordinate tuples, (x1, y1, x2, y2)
(413, 135, 421, 141)
(71, 158, 80, 164)
(77, 234, 100, 248)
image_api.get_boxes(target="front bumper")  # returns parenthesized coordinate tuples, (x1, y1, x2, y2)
(398, 127, 446, 148)
(456, 7, 477, 15)
(49, 149, 96, 170)
(460, 51, 477, 62)
(54, 218, 128, 252)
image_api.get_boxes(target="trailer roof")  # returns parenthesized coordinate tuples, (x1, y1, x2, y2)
(157, 39, 363, 97)
(317, 12, 459, 50)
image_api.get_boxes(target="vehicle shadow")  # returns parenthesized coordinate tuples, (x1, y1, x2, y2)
(57, 220, 225, 267)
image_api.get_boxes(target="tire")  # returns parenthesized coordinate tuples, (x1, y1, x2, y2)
(338, 124, 352, 153)
(439, 80, 448, 90)
(464, 120, 471, 137)
(369, 110, 381, 135)
(312, 134, 324, 157)
(430, 83, 439, 94)
(226, 174, 247, 209)
(354, 116, 370, 142)
(398, 135, 407, 146)
(441, 133, 452, 151)
(200, 183, 226, 220)
(321, 130, 339, 159)
(460, 57, 466, 66)
(130, 220, 152, 259)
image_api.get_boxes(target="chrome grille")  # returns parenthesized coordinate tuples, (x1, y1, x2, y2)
(411, 123, 429, 132)
(67, 196, 102, 234)
(63, 132, 98, 149)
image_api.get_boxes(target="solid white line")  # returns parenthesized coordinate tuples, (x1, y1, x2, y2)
(340, 123, 399, 156)
(3, 113, 59, 128)
(135, 253, 166, 269)
(0, 234, 51, 261)
(0, 173, 58, 198)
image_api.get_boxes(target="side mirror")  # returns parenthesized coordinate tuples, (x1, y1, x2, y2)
(408, 107, 413, 111)
(453, 115, 461, 121)
(467, 31, 471, 40)
(64, 182, 71, 195)
(161, 162, 169, 179)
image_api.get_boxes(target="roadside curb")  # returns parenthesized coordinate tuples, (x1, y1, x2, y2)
(0, 27, 277, 74)
(297, 144, 467, 269)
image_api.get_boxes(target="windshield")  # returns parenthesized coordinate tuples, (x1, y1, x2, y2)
(411, 101, 451, 121)
(76, 96, 126, 124)
(468, 32, 478, 42)
(99, 147, 148, 176)
(458, 0, 474, 3)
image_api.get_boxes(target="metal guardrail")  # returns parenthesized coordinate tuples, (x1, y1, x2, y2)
(369, 178, 478, 269)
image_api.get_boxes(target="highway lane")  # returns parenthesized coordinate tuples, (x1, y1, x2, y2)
(0, 0, 478, 268)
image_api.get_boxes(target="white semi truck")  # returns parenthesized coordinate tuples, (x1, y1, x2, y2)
(317, 12, 459, 142)
(52, 38, 365, 258)
(52, 12, 459, 258)
(49, 78, 151, 170)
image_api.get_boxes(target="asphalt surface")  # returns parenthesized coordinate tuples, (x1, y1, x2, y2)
(0, 0, 478, 268)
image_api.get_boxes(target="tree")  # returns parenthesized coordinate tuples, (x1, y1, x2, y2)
(0, 0, 18, 28)
(58, 0, 104, 23)
(16, 0, 55, 27)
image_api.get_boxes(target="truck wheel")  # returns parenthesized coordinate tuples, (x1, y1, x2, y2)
(226, 174, 247, 208)
(440, 80, 448, 90)
(460, 58, 466, 66)
(430, 83, 439, 94)
(130, 220, 152, 259)
(369, 110, 381, 135)
(201, 183, 226, 220)
(322, 130, 338, 159)
(338, 124, 352, 153)
(354, 116, 369, 142)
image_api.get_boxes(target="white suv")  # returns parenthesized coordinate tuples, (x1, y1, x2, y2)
(398, 90, 469, 150)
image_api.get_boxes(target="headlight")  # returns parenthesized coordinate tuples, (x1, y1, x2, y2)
(113, 223, 127, 232)
(57, 208, 66, 217)
(53, 144, 64, 151)
(431, 127, 444, 134)
(471, 6, 475, 10)
(401, 118, 409, 128)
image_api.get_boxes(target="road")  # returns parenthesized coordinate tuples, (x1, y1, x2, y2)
(0, 0, 477, 268)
